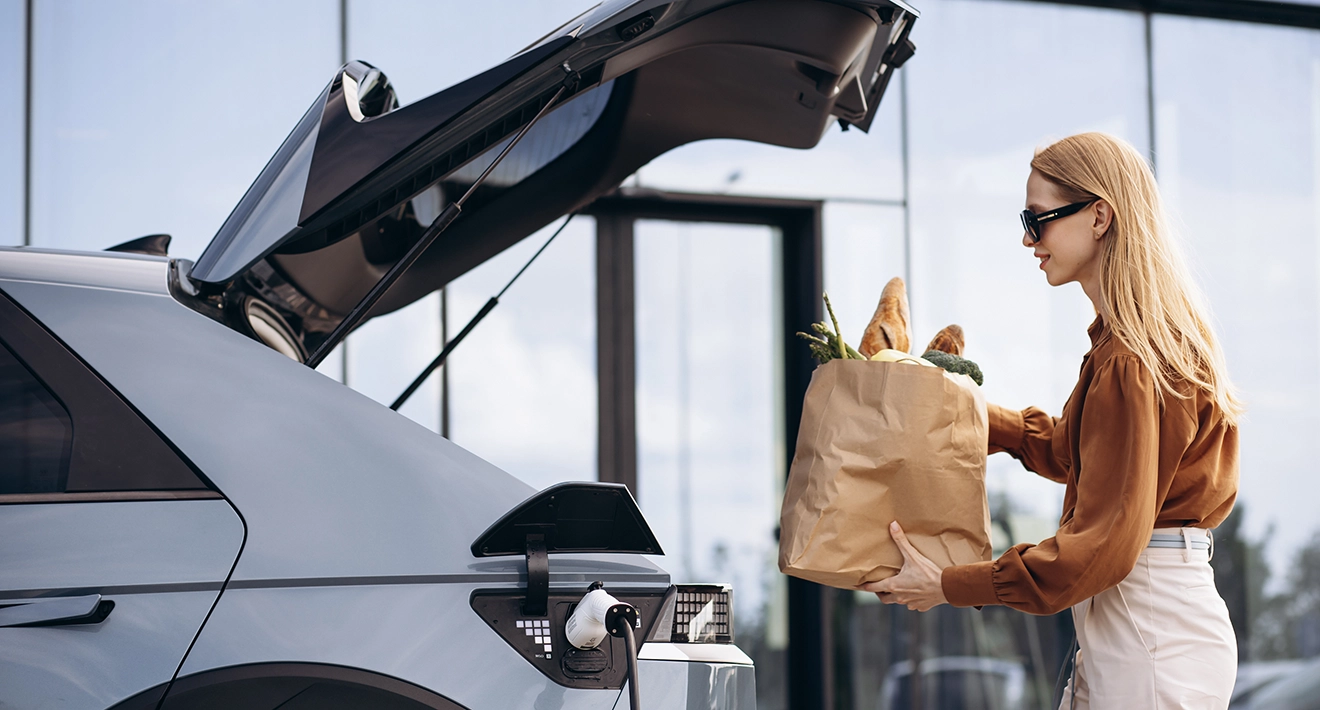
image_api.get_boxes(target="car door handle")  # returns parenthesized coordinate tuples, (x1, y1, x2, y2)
(0, 594, 114, 627)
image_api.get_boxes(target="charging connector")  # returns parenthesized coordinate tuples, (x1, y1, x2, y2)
(565, 583, 619, 650)
(565, 582, 642, 709)
(606, 603, 642, 710)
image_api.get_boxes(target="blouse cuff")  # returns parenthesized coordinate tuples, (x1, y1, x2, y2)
(942, 561, 998, 608)
(987, 404, 1025, 452)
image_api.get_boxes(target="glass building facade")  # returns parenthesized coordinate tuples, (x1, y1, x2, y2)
(5, 0, 1320, 706)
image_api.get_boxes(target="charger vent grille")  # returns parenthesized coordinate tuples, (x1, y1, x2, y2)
(671, 585, 733, 644)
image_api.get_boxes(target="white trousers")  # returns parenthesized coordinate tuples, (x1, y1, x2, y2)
(1059, 528, 1237, 710)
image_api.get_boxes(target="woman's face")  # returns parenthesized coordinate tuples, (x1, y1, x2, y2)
(1023, 170, 1106, 290)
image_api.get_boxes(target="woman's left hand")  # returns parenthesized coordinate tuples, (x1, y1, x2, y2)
(859, 521, 949, 611)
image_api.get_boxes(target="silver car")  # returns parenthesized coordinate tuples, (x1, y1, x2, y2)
(0, 1, 916, 707)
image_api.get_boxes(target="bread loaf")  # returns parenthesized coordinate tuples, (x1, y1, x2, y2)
(859, 277, 912, 357)
(925, 324, 965, 356)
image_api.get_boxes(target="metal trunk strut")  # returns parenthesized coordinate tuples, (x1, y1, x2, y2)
(305, 63, 581, 368)
(389, 211, 575, 411)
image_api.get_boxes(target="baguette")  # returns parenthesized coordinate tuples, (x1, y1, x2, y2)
(925, 324, 965, 356)
(859, 277, 912, 357)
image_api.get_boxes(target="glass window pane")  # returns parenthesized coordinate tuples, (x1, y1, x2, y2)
(446, 80, 616, 189)
(823, 202, 907, 347)
(1153, 14, 1320, 663)
(0, 341, 71, 494)
(833, 2, 1151, 705)
(634, 220, 786, 709)
(347, 0, 595, 105)
(313, 342, 345, 383)
(445, 216, 597, 490)
(906, 0, 1149, 523)
(843, 602, 1070, 709)
(0, 0, 23, 247)
(347, 294, 441, 431)
(29, 0, 339, 258)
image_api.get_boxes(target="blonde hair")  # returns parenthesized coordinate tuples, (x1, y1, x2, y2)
(1031, 132, 1243, 426)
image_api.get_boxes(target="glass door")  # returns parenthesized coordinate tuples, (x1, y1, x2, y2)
(634, 219, 789, 710)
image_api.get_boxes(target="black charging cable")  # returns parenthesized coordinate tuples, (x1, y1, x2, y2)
(605, 603, 642, 710)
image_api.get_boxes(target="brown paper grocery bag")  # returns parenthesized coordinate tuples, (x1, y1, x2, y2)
(778, 359, 992, 590)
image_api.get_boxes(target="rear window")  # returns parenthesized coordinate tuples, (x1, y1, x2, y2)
(0, 341, 72, 494)
(446, 79, 615, 189)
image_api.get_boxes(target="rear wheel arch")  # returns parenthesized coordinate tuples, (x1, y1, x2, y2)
(108, 662, 469, 710)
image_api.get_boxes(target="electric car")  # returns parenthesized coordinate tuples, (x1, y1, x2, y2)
(0, 1, 917, 707)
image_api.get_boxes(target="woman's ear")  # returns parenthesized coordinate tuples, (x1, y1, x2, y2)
(1092, 200, 1114, 239)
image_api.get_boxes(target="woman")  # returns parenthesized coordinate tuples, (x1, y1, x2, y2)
(864, 132, 1241, 708)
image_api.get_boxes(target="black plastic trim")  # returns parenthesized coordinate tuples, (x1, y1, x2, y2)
(0, 289, 214, 494)
(524, 533, 550, 616)
(6, 599, 115, 628)
(0, 491, 223, 505)
(470, 586, 667, 690)
(470, 481, 662, 557)
(106, 234, 172, 257)
(0, 581, 226, 601)
(108, 662, 469, 710)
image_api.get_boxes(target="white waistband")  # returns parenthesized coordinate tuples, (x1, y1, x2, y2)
(1148, 527, 1213, 559)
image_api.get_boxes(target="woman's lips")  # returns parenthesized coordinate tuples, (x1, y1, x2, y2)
(1036, 253, 1050, 270)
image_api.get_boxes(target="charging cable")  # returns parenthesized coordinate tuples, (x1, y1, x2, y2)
(565, 582, 642, 709)
(607, 604, 641, 710)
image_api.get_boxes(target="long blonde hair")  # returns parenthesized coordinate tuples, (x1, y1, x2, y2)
(1031, 132, 1243, 426)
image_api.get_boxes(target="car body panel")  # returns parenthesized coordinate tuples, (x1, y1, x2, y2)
(0, 500, 243, 709)
(0, 249, 690, 706)
(1, 252, 551, 582)
(614, 660, 756, 710)
(178, 583, 632, 709)
(0, 248, 172, 295)
(0, 253, 668, 583)
(0, 500, 241, 592)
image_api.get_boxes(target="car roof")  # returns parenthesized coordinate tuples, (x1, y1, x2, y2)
(0, 246, 172, 295)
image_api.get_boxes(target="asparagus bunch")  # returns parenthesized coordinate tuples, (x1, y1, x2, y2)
(797, 293, 866, 364)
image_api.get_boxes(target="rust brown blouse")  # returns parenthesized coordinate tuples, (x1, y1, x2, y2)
(941, 317, 1238, 614)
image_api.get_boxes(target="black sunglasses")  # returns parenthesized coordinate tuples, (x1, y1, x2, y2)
(1020, 199, 1098, 243)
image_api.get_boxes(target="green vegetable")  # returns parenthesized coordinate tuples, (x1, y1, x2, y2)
(796, 293, 866, 365)
(922, 350, 985, 386)
(824, 293, 846, 360)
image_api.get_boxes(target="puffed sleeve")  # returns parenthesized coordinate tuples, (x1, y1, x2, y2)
(943, 356, 1162, 614)
(987, 403, 1068, 484)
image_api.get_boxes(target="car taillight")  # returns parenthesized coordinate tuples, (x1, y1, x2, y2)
(647, 584, 733, 644)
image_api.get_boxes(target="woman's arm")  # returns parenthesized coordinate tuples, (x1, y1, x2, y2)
(943, 356, 1178, 614)
(988, 403, 1069, 483)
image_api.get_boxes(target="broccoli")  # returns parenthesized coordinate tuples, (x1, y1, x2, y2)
(922, 350, 984, 386)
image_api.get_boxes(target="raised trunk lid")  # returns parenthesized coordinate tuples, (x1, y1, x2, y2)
(186, 0, 917, 361)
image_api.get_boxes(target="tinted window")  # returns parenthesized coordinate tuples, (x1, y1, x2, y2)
(446, 80, 615, 189)
(0, 290, 212, 495)
(0, 341, 72, 494)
